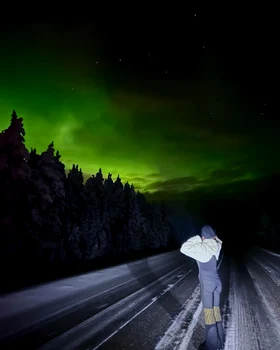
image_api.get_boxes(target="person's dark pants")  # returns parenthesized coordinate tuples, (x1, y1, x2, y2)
(199, 275, 224, 349)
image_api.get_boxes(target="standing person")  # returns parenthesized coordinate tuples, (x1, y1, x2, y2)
(180, 225, 224, 350)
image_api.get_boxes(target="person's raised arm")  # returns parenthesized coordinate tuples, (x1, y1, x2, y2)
(180, 235, 213, 262)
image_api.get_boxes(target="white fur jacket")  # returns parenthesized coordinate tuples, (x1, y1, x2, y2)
(180, 235, 222, 263)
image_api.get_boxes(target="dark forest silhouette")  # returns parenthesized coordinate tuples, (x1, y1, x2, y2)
(0, 111, 178, 291)
(1, 111, 279, 292)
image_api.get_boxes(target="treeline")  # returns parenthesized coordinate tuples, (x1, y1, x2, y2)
(256, 212, 280, 250)
(0, 111, 177, 280)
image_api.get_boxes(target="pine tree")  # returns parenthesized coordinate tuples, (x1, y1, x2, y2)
(119, 183, 145, 251)
(110, 175, 125, 250)
(29, 148, 41, 169)
(104, 173, 114, 247)
(66, 164, 84, 259)
(75, 169, 108, 260)
(66, 164, 84, 227)
(29, 141, 67, 262)
(0, 110, 30, 177)
(0, 111, 32, 263)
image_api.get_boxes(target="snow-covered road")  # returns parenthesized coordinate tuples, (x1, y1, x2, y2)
(0, 247, 279, 349)
(224, 249, 280, 350)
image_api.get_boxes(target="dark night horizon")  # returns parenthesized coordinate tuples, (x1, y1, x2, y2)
(0, 11, 278, 203)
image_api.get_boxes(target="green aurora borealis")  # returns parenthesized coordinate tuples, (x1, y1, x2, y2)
(0, 21, 278, 201)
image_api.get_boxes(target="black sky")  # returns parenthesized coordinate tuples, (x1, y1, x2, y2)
(0, 6, 279, 211)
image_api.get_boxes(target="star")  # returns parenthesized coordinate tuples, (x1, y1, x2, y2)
(165, 70, 168, 74)
(96, 61, 99, 64)
(119, 59, 122, 62)
(202, 45, 206, 49)
(194, 14, 197, 17)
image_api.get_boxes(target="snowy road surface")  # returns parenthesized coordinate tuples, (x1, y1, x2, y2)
(0, 248, 280, 349)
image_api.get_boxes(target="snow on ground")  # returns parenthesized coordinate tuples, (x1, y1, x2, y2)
(154, 285, 201, 350)
(224, 252, 280, 350)
(223, 260, 256, 350)
(261, 248, 280, 258)
(39, 264, 193, 350)
(247, 264, 280, 339)
(252, 256, 280, 286)
(159, 248, 280, 350)
(0, 251, 178, 319)
(2, 247, 280, 349)
(156, 251, 224, 350)
(177, 301, 203, 350)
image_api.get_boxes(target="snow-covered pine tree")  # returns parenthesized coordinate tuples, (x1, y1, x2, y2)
(0, 111, 32, 263)
(77, 169, 108, 260)
(65, 164, 84, 260)
(119, 183, 145, 252)
(29, 141, 67, 262)
(104, 172, 114, 249)
(110, 175, 125, 250)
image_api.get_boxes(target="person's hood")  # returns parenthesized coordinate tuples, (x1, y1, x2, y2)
(201, 225, 216, 239)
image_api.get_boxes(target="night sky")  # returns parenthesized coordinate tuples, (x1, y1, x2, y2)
(0, 7, 279, 202)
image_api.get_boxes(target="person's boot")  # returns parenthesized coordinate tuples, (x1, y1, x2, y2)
(214, 306, 224, 349)
(198, 341, 207, 350)
(199, 340, 223, 350)
(203, 308, 219, 350)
